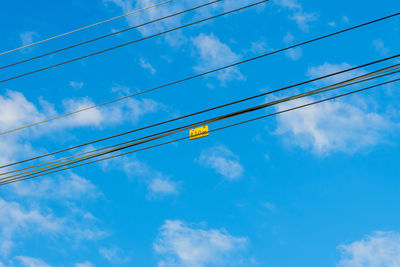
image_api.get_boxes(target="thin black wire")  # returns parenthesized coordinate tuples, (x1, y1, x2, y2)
(2, 77, 399, 186)
(2, 55, 398, 170)
(0, 0, 222, 70)
(0, 0, 267, 84)
(3, 69, 400, 182)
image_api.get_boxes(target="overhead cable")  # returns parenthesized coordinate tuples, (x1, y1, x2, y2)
(2, 66, 400, 182)
(2, 76, 399, 186)
(1, 55, 398, 170)
(0, 0, 173, 56)
(0, 0, 267, 84)
(0, 12, 399, 136)
(0, 0, 223, 70)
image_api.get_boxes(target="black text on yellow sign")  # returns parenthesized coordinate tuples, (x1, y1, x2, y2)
(189, 125, 209, 140)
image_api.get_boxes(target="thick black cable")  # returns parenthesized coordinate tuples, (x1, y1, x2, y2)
(2, 77, 399, 186)
(0, 0, 222, 70)
(1, 55, 398, 170)
(0, 0, 267, 84)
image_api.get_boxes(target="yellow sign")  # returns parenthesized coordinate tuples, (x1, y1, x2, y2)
(190, 125, 209, 140)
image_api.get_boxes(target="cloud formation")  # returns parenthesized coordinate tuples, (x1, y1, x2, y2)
(275, 96, 394, 154)
(337, 231, 400, 267)
(274, 0, 319, 31)
(196, 144, 243, 180)
(154, 220, 247, 267)
(191, 33, 245, 86)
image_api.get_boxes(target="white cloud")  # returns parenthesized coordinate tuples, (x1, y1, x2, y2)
(307, 62, 367, 86)
(372, 39, 389, 56)
(0, 90, 45, 132)
(285, 47, 303, 61)
(16, 256, 52, 267)
(0, 193, 106, 258)
(0, 89, 163, 138)
(0, 198, 63, 257)
(99, 247, 130, 264)
(337, 231, 400, 267)
(274, 0, 319, 31)
(249, 41, 270, 54)
(274, 96, 394, 154)
(69, 81, 84, 90)
(148, 178, 179, 197)
(283, 33, 302, 61)
(75, 262, 94, 267)
(0, 93, 109, 262)
(154, 220, 247, 267)
(60, 97, 104, 127)
(103, 0, 260, 46)
(102, 155, 179, 198)
(192, 33, 245, 86)
(196, 144, 243, 180)
(19, 32, 39, 48)
(283, 32, 295, 44)
(10, 172, 101, 200)
(328, 21, 337, 27)
(139, 58, 157, 75)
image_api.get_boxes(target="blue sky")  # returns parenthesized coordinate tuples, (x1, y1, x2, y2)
(0, 0, 399, 266)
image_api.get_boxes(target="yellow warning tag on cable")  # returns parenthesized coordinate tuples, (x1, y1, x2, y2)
(190, 125, 209, 140)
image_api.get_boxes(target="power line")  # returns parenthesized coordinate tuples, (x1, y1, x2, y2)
(0, 0, 267, 85)
(2, 66, 400, 181)
(2, 55, 398, 170)
(0, 12, 398, 138)
(3, 67, 399, 183)
(0, 0, 223, 70)
(2, 76, 399, 186)
(0, 0, 173, 56)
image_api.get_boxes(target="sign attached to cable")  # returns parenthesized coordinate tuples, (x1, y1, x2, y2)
(189, 125, 209, 140)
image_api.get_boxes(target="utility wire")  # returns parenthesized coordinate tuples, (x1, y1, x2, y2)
(1, 55, 398, 170)
(0, 12, 398, 137)
(0, 0, 267, 85)
(2, 76, 399, 186)
(0, 0, 173, 56)
(3, 67, 400, 182)
(0, 0, 223, 70)
(3, 67, 400, 183)
(3, 64, 400, 180)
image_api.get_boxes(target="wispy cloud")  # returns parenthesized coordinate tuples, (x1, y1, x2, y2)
(283, 32, 303, 61)
(196, 144, 244, 180)
(69, 81, 84, 90)
(372, 39, 390, 56)
(154, 220, 247, 267)
(274, 96, 395, 154)
(99, 246, 130, 264)
(148, 178, 179, 198)
(0, 198, 63, 258)
(139, 58, 157, 75)
(337, 231, 400, 267)
(102, 155, 180, 198)
(274, 0, 319, 31)
(15, 256, 52, 267)
(306, 62, 367, 85)
(75, 262, 94, 267)
(10, 172, 101, 200)
(19, 32, 39, 48)
(103, 0, 261, 46)
(192, 33, 245, 86)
